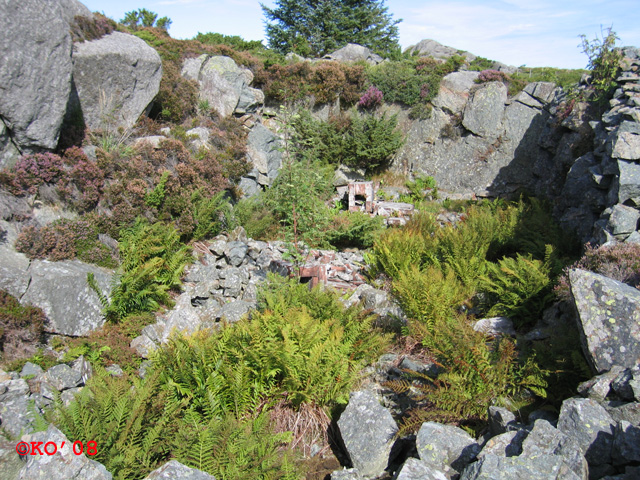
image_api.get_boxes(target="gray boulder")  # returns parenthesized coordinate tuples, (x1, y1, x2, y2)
(477, 430, 526, 458)
(245, 123, 282, 187)
(462, 82, 507, 141)
(487, 406, 518, 436)
(18, 424, 112, 480)
(606, 204, 640, 235)
(143, 460, 216, 480)
(0, 236, 31, 299)
(40, 364, 83, 399)
(20, 260, 112, 337)
(521, 419, 588, 479)
(405, 39, 475, 62)
(72, 31, 162, 131)
(557, 397, 615, 466)
(58, 0, 94, 25)
(433, 71, 480, 115)
(395, 458, 448, 480)
(569, 269, 640, 373)
(337, 390, 398, 478)
(0, 377, 39, 439)
(0, 0, 73, 166)
(182, 55, 263, 117)
(612, 420, 640, 466)
(616, 159, 640, 206)
(416, 422, 480, 474)
(611, 366, 640, 401)
(577, 366, 625, 402)
(611, 121, 640, 161)
(460, 454, 581, 480)
(216, 300, 254, 323)
(323, 44, 383, 65)
(473, 317, 515, 337)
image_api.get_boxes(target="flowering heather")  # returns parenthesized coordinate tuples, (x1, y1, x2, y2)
(358, 86, 384, 109)
(477, 69, 510, 84)
(10, 153, 64, 195)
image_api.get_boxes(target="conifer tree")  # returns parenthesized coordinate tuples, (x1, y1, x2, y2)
(262, 0, 401, 57)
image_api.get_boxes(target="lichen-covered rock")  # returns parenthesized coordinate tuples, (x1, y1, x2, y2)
(20, 260, 112, 336)
(460, 454, 582, 480)
(487, 406, 518, 436)
(611, 121, 640, 161)
(520, 419, 588, 479)
(182, 55, 263, 117)
(569, 269, 640, 373)
(473, 317, 516, 337)
(0, 0, 73, 166)
(557, 397, 615, 466)
(462, 82, 507, 141)
(395, 458, 448, 480)
(72, 31, 162, 131)
(18, 425, 112, 479)
(477, 430, 526, 459)
(416, 422, 480, 474)
(606, 204, 640, 236)
(433, 71, 479, 115)
(337, 390, 398, 478)
(577, 366, 625, 402)
(616, 159, 640, 205)
(323, 43, 383, 65)
(143, 460, 215, 480)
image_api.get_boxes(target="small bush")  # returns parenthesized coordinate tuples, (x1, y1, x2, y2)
(0, 290, 46, 365)
(69, 13, 117, 43)
(358, 85, 384, 109)
(556, 242, 640, 299)
(2, 153, 64, 196)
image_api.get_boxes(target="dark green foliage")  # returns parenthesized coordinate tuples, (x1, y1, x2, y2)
(195, 32, 265, 51)
(233, 198, 281, 241)
(291, 109, 404, 173)
(103, 220, 192, 321)
(325, 211, 384, 249)
(0, 290, 45, 365)
(580, 28, 622, 103)
(479, 251, 554, 328)
(121, 9, 172, 31)
(173, 411, 299, 480)
(56, 369, 183, 480)
(262, 0, 401, 57)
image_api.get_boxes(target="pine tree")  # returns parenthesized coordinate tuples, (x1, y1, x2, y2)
(261, 0, 401, 57)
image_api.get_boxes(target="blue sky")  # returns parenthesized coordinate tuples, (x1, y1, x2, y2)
(80, 0, 640, 69)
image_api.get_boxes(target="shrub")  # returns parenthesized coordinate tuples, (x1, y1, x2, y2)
(3, 153, 64, 196)
(15, 218, 118, 268)
(325, 211, 384, 249)
(477, 69, 510, 83)
(69, 13, 116, 43)
(580, 28, 622, 104)
(0, 290, 45, 365)
(194, 32, 265, 51)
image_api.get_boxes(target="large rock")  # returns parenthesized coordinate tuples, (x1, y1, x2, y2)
(395, 458, 448, 480)
(247, 123, 282, 183)
(611, 121, 640, 161)
(0, 0, 73, 166)
(462, 82, 507, 141)
(0, 222, 31, 298)
(20, 260, 112, 336)
(72, 31, 162, 131)
(143, 460, 216, 480)
(569, 269, 640, 373)
(460, 454, 582, 480)
(337, 390, 398, 478)
(405, 39, 475, 62)
(433, 71, 480, 115)
(557, 397, 615, 466)
(18, 424, 112, 480)
(416, 421, 480, 474)
(616, 159, 640, 206)
(182, 55, 263, 117)
(57, 0, 94, 25)
(520, 419, 588, 479)
(0, 377, 39, 439)
(323, 44, 383, 65)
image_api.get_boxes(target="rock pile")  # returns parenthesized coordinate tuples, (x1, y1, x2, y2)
(130, 229, 373, 357)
